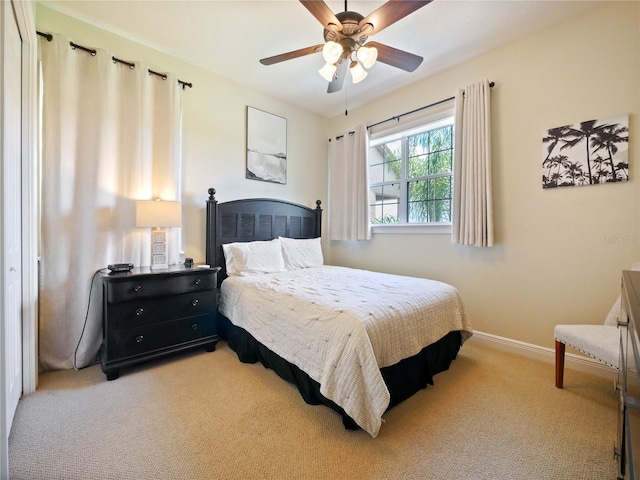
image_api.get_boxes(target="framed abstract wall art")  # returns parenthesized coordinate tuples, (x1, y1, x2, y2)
(246, 106, 287, 184)
(542, 113, 628, 189)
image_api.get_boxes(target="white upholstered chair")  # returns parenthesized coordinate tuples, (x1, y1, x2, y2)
(554, 297, 621, 388)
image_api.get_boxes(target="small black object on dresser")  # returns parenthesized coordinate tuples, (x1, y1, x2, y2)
(100, 265, 221, 380)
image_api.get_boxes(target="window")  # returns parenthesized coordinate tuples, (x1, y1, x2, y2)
(369, 115, 454, 227)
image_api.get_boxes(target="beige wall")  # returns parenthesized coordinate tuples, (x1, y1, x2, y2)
(35, 4, 329, 266)
(328, 1, 640, 348)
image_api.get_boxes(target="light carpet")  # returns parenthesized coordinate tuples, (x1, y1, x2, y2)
(9, 340, 618, 479)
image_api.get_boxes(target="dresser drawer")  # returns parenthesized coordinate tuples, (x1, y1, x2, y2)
(106, 272, 216, 303)
(112, 290, 216, 328)
(116, 313, 215, 358)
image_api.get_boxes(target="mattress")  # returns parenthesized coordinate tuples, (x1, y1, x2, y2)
(219, 265, 473, 437)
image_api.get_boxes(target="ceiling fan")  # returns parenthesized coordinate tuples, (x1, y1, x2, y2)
(260, 0, 432, 93)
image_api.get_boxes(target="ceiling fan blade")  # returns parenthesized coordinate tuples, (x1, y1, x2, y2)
(260, 44, 324, 65)
(365, 42, 423, 72)
(327, 60, 348, 93)
(299, 0, 342, 32)
(359, 0, 432, 36)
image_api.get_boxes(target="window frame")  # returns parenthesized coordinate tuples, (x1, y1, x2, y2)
(368, 106, 455, 233)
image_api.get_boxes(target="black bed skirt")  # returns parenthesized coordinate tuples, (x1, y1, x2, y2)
(216, 313, 462, 430)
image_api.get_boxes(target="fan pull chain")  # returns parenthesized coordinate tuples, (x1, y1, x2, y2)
(344, 79, 348, 116)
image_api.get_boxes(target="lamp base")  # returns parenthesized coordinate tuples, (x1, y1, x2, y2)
(150, 228, 169, 269)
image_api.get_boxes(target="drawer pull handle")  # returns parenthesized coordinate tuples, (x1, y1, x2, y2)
(191, 324, 198, 331)
(136, 335, 144, 343)
(134, 285, 142, 292)
(195, 279, 201, 285)
(192, 299, 199, 307)
(136, 308, 144, 316)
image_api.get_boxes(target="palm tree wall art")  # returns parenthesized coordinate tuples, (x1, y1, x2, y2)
(542, 114, 628, 189)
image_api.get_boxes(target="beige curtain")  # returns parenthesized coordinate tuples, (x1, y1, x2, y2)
(452, 79, 493, 247)
(38, 34, 182, 370)
(329, 124, 371, 241)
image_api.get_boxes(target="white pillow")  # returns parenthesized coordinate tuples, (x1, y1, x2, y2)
(279, 237, 324, 270)
(222, 239, 286, 276)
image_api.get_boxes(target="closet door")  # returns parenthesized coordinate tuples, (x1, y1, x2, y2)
(1, 0, 23, 475)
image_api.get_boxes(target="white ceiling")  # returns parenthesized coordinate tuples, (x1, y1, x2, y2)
(39, 0, 602, 118)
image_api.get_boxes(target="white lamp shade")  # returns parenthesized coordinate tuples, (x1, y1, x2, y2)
(136, 200, 182, 228)
(318, 62, 338, 82)
(356, 46, 378, 69)
(349, 61, 368, 84)
(322, 41, 343, 64)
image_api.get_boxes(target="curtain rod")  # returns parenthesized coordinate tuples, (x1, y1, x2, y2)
(367, 81, 495, 130)
(330, 131, 355, 142)
(329, 81, 495, 141)
(36, 31, 193, 90)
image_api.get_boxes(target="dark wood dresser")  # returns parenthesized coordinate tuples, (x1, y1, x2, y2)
(618, 270, 640, 479)
(100, 265, 220, 380)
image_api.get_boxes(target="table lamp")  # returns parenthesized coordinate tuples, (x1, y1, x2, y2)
(136, 199, 182, 269)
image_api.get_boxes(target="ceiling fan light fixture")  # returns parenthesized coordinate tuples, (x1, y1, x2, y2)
(322, 41, 343, 64)
(259, 0, 429, 95)
(349, 60, 367, 84)
(318, 62, 338, 82)
(356, 46, 378, 69)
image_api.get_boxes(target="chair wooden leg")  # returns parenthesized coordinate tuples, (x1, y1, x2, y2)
(555, 340, 566, 388)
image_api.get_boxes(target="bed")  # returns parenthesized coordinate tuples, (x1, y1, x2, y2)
(205, 188, 473, 437)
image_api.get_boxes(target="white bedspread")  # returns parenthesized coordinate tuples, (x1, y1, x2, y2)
(219, 265, 472, 437)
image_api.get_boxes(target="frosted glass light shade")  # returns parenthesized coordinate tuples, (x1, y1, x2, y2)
(318, 62, 337, 82)
(356, 46, 378, 69)
(136, 200, 182, 228)
(349, 61, 367, 84)
(322, 41, 343, 64)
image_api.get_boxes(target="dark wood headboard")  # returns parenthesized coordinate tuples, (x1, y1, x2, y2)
(205, 188, 323, 285)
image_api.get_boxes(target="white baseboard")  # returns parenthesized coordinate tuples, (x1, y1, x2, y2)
(467, 330, 622, 383)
